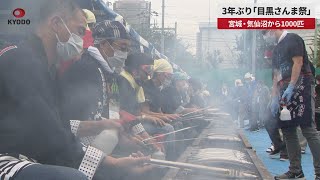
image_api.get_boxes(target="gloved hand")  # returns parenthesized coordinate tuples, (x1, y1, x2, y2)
(282, 83, 295, 104)
(270, 96, 280, 117)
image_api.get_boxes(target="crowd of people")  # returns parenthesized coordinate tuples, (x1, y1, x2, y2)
(222, 73, 269, 131)
(0, 1, 212, 180)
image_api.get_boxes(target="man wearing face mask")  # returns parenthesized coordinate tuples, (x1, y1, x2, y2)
(0, 1, 150, 180)
(161, 72, 198, 114)
(119, 53, 176, 160)
(187, 78, 206, 108)
(140, 59, 180, 160)
(60, 19, 157, 160)
(59, 20, 131, 155)
(263, 29, 320, 180)
(58, 8, 97, 77)
(89, 20, 130, 74)
(60, 20, 130, 123)
(142, 59, 176, 114)
(82, 9, 96, 49)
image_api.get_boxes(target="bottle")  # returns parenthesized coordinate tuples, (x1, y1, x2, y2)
(280, 106, 291, 121)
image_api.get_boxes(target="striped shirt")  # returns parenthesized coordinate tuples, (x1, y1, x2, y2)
(0, 154, 37, 180)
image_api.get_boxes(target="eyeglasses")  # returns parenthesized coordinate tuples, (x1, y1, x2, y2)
(112, 43, 130, 52)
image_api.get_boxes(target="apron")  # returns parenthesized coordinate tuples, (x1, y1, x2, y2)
(278, 75, 313, 128)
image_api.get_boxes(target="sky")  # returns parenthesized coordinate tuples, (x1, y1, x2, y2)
(107, 0, 320, 54)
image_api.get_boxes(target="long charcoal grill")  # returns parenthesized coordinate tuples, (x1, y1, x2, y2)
(161, 110, 272, 180)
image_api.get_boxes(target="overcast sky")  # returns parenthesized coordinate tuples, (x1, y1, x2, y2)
(108, 0, 320, 54)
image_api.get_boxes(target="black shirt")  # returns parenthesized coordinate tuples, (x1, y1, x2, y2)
(272, 33, 311, 82)
(0, 35, 84, 168)
(142, 80, 162, 113)
(189, 94, 206, 108)
(118, 74, 141, 116)
(59, 50, 109, 121)
(161, 86, 183, 114)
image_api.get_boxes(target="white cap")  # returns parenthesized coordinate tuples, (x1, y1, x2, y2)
(235, 79, 243, 87)
(244, 72, 251, 79)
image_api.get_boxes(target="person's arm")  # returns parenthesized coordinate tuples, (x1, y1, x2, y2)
(271, 71, 280, 97)
(289, 35, 305, 86)
(70, 119, 122, 137)
(141, 103, 173, 122)
(290, 56, 303, 85)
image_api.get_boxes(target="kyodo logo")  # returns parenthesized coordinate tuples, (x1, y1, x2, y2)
(8, 8, 31, 25)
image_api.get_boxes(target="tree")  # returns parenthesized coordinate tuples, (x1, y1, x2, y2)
(309, 29, 320, 67)
(132, 25, 197, 70)
(235, 30, 270, 70)
(206, 50, 223, 69)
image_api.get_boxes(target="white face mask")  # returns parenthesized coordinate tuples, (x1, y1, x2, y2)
(108, 56, 125, 73)
(55, 17, 83, 61)
(181, 83, 189, 91)
(114, 49, 128, 59)
(104, 42, 128, 73)
(162, 78, 172, 88)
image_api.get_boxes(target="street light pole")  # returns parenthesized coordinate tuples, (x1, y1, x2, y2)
(161, 0, 165, 54)
(251, 0, 257, 76)
(174, 22, 177, 61)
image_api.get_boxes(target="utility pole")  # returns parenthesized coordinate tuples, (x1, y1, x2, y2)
(153, 25, 177, 59)
(314, 19, 318, 66)
(251, 30, 257, 75)
(148, 2, 151, 29)
(174, 22, 177, 61)
(251, 0, 257, 76)
(243, 31, 246, 56)
(208, 0, 211, 23)
(161, 0, 165, 54)
(207, 0, 211, 63)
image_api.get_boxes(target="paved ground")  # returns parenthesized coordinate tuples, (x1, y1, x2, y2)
(245, 129, 314, 180)
(163, 113, 265, 179)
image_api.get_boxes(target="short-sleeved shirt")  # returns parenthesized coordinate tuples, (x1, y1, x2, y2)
(161, 86, 183, 114)
(142, 80, 162, 113)
(272, 33, 313, 128)
(272, 33, 311, 83)
(118, 70, 145, 116)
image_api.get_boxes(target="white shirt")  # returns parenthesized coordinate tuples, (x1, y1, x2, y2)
(278, 30, 288, 43)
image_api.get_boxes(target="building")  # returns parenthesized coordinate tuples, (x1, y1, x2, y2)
(113, 0, 151, 29)
(196, 22, 240, 69)
(196, 20, 320, 69)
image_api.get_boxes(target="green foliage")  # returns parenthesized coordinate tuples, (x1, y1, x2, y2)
(132, 25, 197, 69)
(235, 31, 270, 69)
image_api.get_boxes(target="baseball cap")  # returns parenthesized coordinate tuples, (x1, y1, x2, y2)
(93, 20, 130, 44)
